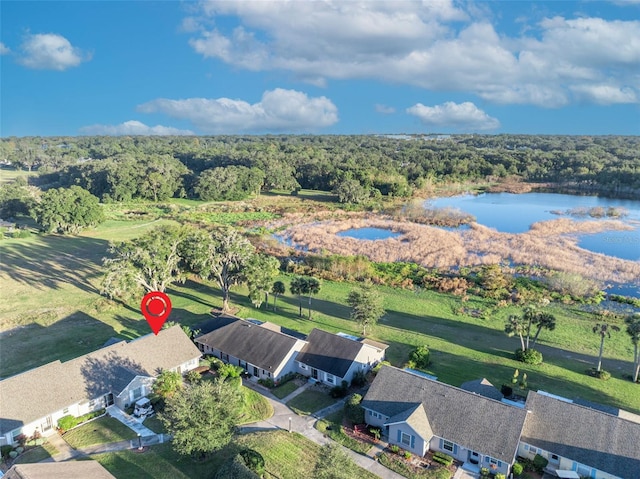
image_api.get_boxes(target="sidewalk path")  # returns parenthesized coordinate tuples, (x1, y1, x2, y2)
(106, 405, 155, 437)
(240, 380, 405, 479)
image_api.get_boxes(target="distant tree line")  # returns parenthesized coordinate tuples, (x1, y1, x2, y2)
(1, 134, 638, 204)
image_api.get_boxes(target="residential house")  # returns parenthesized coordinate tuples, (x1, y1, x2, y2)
(194, 315, 306, 383)
(518, 391, 640, 479)
(361, 366, 528, 476)
(0, 326, 201, 446)
(460, 378, 504, 402)
(4, 461, 116, 479)
(295, 329, 387, 387)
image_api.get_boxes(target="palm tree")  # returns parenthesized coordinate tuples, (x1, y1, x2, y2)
(272, 281, 285, 312)
(505, 314, 527, 351)
(305, 277, 321, 320)
(625, 314, 640, 383)
(592, 322, 620, 373)
(530, 312, 557, 348)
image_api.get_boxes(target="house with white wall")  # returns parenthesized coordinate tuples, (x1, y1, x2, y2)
(0, 326, 201, 446)
(295, 329, 387, 387)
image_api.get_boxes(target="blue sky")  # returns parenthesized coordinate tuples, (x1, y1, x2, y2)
(1, 0, 639, 137)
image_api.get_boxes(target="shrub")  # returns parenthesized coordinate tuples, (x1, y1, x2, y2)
(215, 454, 259, 479)
(351, 370, 367, 387)
(218, 363, 243, 379)
(515, 348, 543, 365)
(58, 415, 79, 431)
(436, 469, 452, 479)
(533, 454, 549, 473)
(1, 445, 13, 459)
(9, 451, 18, 459)
(258, 377, 275, 388)
(480, 467, 490, 478)
(409, 345, 430, 369)
(227, 376, 242, 389)
(14, 447, 24, 454)
(14, 434, 27, 447)
(389, 444, 400, 454)
(372, 361, 391, 374)
(596, 370, 611, 381)
(512, 462, 524, 476)
(185, 370, 201, 384)
(404, 451, 411, 460)
(370, 427, 381, 440)
(330, 380, 349, 398)
(495, 474, 506, 479)
(240, 448, 265, 477)
(432, 451, 454, 466)
(345, 393, 364, 424)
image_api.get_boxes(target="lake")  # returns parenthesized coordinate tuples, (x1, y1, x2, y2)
(426, 192, 640, 261)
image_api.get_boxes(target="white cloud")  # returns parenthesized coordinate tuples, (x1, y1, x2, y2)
(0, 42, 10, 55)
(137, 88, 338, 134)
(18, 33, 89, 70)
(375, 104, 396, 114)
(570, 84, 638, 104)
(186, 2, 640, 107)
(79, 121, 194, 136)
(407, 101, 500, 131)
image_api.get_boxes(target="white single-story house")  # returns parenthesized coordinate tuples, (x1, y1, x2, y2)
(0, 326, 201, 446)
(295, 329, 388, 387)
(194, 315, 307, 383)
(362, 366, 528, 476)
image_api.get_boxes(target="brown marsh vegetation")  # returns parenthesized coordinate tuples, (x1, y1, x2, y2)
(281, 216, 639, 285)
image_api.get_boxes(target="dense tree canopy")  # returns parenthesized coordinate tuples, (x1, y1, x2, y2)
(195, 165, 264, 201)
(4, 134, 638, 205)
(32, 185, 104, 234)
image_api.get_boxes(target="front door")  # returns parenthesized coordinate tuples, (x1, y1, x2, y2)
(311, 368, 319, 380)
(253, 366, 259, 377)
(468, 451, 480, 465)
(41, 416, 53, 432)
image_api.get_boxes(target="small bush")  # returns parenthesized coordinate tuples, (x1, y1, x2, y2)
(240, 448, 266, 477)
(370, 427, 381, 440)
(533, 454, 549, 474)
(258, 377, 275, 388)
(515, 348, 543, 365)
(1, 445, 13, 459)
(14, 447, 24, 454)
(227, 376, 242, 389)
(9, 451, 18, 459)
(330, 380, 349, 398)
(57, 415, 79, 431)
(512, 462, 524, 476)
(372, 360, 391, 374)
(409, 345, 430, 369)
(480, 467, 490, 478)
(495, 474, 506, 479)
(389, 444, 400, 454)
(595, 369, 611, 381)
(185, 370, 201, 384)
(403, 451, 411, 459)
(218, 363, 243, 379)
(432, 451, 454, 466)
(345, 393, 364, 424)
(351, 370, 367, 387)
(436, 469, 452, 479)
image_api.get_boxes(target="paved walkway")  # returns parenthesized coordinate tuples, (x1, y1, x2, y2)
(106, 405, 155, 437)
(240, 380, 405, 479)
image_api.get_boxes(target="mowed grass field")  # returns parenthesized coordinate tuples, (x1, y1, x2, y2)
(1, 201, 639, 413)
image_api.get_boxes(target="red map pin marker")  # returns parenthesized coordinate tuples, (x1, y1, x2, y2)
(141, 291, 172, 335)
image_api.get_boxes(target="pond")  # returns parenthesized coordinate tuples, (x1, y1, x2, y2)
(337, 227, 401, 240)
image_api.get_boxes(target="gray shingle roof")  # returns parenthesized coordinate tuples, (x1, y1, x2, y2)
(460, 378, 504, 402)
(387, 403, 434, 441)
(5, 461, 116, 479)
(362, 366, 528, 463)
(195, 316, 301, 372)
(295, 328, 366, 378)
(522, 391, 640, 478)
(0, 326, 200, 435)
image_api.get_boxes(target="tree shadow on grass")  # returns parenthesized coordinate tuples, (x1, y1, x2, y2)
(0, 234, 109, 293)
(0, 311, 117, 378)
(167, 279, 216, 309)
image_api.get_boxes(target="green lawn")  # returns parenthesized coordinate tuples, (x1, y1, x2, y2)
(238, 387, 274, 424)
(287, 389, 337, 415)
(1, 206, 639, 414)
(93, 430, 379, 479)
(315, 409, 372, 455)
(271, 380, 301, 399)
(142, 417, 167, 434)
(12, 445, 55, 464)
(63, 417, 137, 449)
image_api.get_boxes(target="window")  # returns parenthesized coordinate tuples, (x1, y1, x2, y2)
(442, 440, 454, 452)
(400, 432, 412, 447)
(89, 399, 95, 408)
(132, 386, 143, 400)
(325, 373, 335, 384)
(12, 430, 22, 442)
